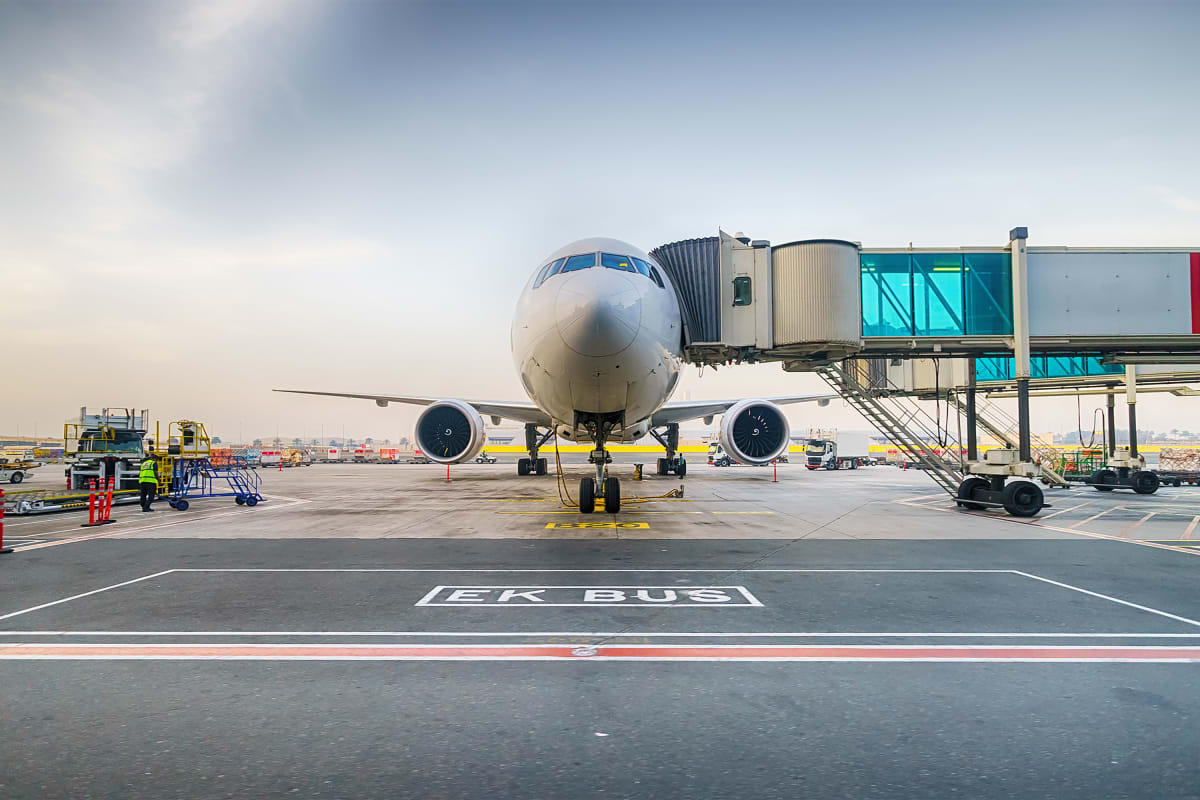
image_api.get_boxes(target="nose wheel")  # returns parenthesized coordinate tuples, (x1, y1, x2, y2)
(578, 476, 620, 514)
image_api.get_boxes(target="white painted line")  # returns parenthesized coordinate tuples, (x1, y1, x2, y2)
(5, 631, 1200, 638)
(166, 568, 1015, 573)
(0, 570, 175, 622)
(1010, 571, 1200, 628)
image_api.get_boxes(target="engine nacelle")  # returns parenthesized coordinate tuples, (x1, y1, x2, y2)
(718, 399, 791, 466)
(414, 400, 486, 464)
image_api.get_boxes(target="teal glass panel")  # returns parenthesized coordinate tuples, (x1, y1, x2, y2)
(963, 252, 1013, 335)
(860, 253, 913, 336)
(911, 253, 964, 336)
(978, 356, 1123, 382)
(977, 357, 1013, 382)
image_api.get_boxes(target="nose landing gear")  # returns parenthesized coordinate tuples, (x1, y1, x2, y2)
(579, 446, 619, 514)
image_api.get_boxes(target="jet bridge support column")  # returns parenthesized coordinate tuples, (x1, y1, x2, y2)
(965, 357, 978, 462)
(954, 227, 1044, 517)
(1011, 227, 1032, 464)
(1126, 365, 1139, 459)
(1106, 390, 1117, 458)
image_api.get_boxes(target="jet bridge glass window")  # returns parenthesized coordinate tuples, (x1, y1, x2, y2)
(560, 253, 597, 273)
(601, 253, 637, 272)
(962, 253, 1013, 335)
(630, 257, 653, 278)
(911, 253, 964, 336)
(860, 254, 913, 336)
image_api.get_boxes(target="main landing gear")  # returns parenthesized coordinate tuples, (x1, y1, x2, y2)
(517, 423, 552, 477)
(649, 423, 687, 477)
(578, 446, 619, 514)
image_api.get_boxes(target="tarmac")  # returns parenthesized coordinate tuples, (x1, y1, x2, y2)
(3, 461, 1200, 798)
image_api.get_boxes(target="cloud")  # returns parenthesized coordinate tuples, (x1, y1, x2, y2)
(1151, 186, 1200, 214)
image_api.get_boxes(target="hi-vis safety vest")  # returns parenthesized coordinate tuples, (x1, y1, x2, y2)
(139, 459, 158, 483)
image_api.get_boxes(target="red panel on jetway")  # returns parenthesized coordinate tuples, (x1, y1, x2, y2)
(1193, 253, 1200, 334)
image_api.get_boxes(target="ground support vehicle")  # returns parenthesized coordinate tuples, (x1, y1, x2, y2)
(1084, 447, 1159, 495)
(0, 461, 40, 484)
(149, 421, 264, 511)
(955, 448, 1047, 518)
(407, 451, 432, 464)
(805, 430, 871, 470)
(475, 451, 497, 464)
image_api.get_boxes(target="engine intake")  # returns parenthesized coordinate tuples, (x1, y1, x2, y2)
(718, 400, 790, 466)
(414, 400, 486, 464)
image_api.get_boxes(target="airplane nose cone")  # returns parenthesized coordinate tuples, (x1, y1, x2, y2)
(555, 270, 642, 357)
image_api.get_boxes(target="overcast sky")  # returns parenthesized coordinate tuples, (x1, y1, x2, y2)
(3, 0, 1199, 443)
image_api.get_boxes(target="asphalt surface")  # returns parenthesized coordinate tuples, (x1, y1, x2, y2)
(3, 467, 1200, 798)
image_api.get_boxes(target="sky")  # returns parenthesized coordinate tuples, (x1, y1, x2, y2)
(3, 0, 1199, 443)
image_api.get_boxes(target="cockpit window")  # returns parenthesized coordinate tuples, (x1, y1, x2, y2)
(630, 257, 653, 278)
(601, 253, 637, 272)
(533, 258, 565, 288)
(560, 253, 597, 273)
(648, 264, 665, 289)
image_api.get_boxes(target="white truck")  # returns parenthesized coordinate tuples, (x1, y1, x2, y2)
(805, 430, 872, 470)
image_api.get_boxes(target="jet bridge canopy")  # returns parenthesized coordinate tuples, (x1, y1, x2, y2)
(652, 229, 1200, 369)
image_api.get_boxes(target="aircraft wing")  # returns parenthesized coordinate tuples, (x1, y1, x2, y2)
(650, 394, 839, 427)
(273, 390, 553, 426)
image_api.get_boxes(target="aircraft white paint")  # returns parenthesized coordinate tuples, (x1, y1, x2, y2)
(278, 236, 833, 513)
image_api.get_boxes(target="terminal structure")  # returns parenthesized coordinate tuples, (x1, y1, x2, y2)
(652, 229, 1200, 515)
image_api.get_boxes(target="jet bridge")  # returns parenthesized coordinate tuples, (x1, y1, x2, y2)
(653, 229, 1200, 368)
(652, 228, 1200, 514)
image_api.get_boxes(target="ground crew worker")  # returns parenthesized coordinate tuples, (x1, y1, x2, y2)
(139, 454, 159, 512)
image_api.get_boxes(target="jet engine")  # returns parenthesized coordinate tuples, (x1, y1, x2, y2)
(414, 400, 486, 464)
(718, 400, 791, 466)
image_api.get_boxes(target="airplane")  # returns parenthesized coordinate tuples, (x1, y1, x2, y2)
(277, 236, 834, 513)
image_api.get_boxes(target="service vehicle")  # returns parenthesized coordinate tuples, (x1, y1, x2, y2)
(805, 430, 871, 470)
(475, 451, 498, 464)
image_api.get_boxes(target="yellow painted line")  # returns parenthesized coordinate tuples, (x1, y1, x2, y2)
(1067, 508, 1114, 529)
(545, 522, 650, 530)
(1037, 502, 1093, 521)
(1119, 512, 1156, 538)
(1183, 516, 1199, 540)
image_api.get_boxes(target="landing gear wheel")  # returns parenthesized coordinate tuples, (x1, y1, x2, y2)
(676, 459, 686, 478)
(956, 476, 990, 510)
(1092, 469, 1117, 492)
(1001, 481, 1043, 517)
(246, 496, 259, 507)
(174, 498, 190, 512)
(235, 495, 246, 505)
(1132, 470, 1159, 495)
(579, 478, 596, 514)
(656, 458, 667, 476)
(535, 458, 547, 476)
(517, 458, 530, 477)
(604, 476, 620, 514)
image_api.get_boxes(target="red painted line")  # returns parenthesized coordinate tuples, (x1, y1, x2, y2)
(3, 644, 1200, 660)
(1191, 253, 1200, 334)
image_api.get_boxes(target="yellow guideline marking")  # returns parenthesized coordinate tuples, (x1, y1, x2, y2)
(545, 522, 650, 529)
(1119, 512, 1156, 538)
(1182, 516, 1199, 540)
(1067, 508, 1114, 529)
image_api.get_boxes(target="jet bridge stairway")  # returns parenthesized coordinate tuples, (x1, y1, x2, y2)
(816, 362, 965, 495)
(944, 394, 1069, 488)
